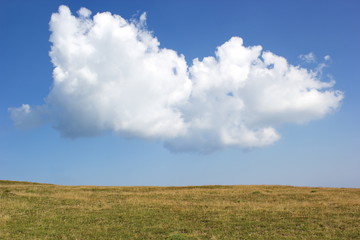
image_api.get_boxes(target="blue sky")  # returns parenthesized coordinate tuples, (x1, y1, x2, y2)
(1, 0, 359, 187)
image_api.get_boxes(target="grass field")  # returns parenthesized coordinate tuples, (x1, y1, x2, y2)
(0, 180, 359, 239)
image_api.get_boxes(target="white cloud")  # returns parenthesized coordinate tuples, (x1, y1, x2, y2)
(299, 52, 316, 63)
(46, 5, 191, 139)
(324, 55, 331, 61)
(166, 38, 343, 152)
(8, 104, 47, 130)
(9, 6, 344, 152)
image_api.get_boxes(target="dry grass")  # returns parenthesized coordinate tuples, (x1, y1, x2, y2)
(0, 180, 359, 239)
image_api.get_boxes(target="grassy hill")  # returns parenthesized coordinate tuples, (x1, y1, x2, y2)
(1, 180, 359, 239)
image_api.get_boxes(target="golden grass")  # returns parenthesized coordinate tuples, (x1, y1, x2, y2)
(0, 180, 359, 239)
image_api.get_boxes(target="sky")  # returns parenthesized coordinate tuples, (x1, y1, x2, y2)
(1, 0, 359, 187)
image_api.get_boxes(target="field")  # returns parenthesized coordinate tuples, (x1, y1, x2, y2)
(0, 180, 359, 239)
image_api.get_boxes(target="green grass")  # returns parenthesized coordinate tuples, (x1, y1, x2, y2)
(1, 180, 359, 239)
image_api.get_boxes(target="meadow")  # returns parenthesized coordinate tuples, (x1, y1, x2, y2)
(0, 180, 359, 239)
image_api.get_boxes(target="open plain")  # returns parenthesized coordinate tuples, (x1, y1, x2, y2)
(1, 180, 359, 239)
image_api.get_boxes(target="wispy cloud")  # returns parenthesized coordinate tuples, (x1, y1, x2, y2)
(299, 52, 316, 63)
(9, 6, 344, 152)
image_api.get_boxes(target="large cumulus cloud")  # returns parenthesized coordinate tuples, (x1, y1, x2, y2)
(9, 6, 343, 152)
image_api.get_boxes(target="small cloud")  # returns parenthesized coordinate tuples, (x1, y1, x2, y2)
(324, 55, 331, 61)
(299, 52, 316, 63)
(77, 7, 91, 18)
(9, 104, 47, 130)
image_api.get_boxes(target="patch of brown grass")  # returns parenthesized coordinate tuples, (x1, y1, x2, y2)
(0, 181, 359, 239)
